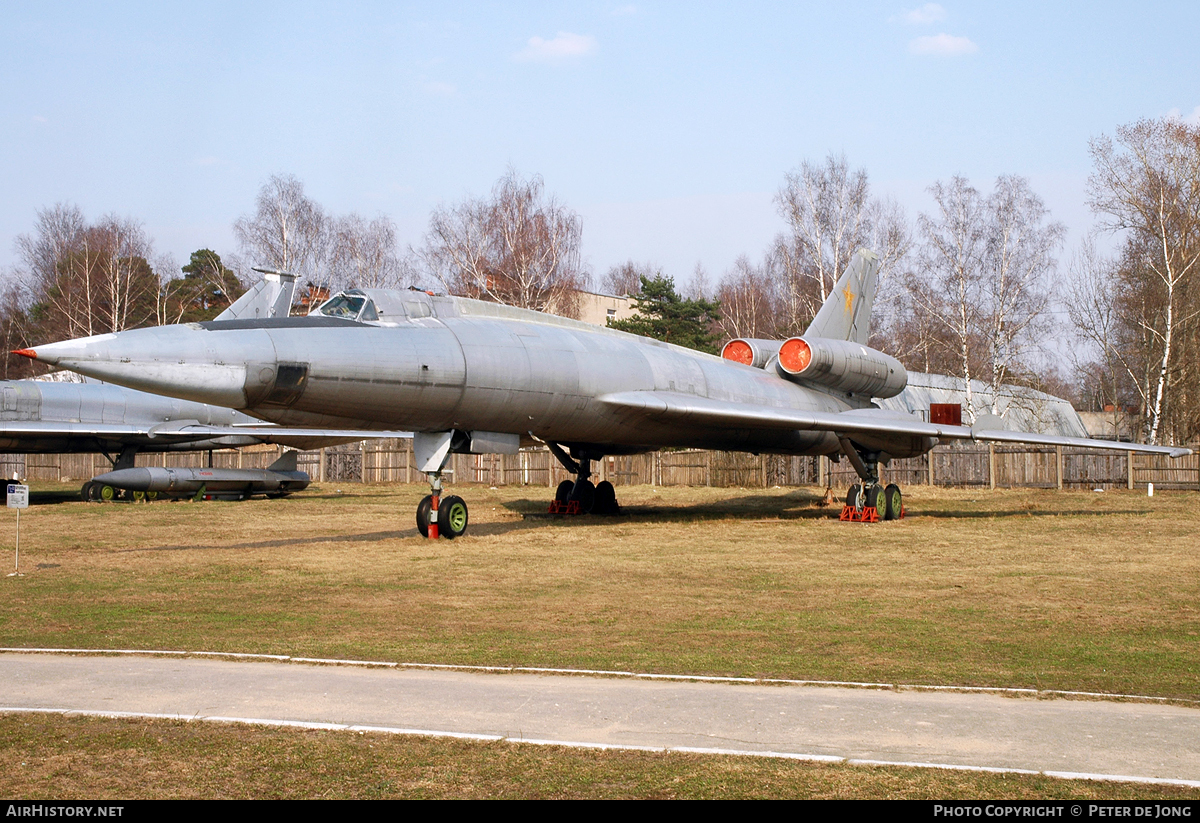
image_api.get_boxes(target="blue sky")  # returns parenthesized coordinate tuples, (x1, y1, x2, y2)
(2, 1, 1197, 285)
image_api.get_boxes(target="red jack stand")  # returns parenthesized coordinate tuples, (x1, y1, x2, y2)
(838, 505, 905, 522)
(840, 505, 880, 522)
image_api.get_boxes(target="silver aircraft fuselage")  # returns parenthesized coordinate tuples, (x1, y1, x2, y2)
(25, 290, 929, 459)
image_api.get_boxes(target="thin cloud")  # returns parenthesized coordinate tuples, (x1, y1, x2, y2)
(896, 3, 946, 25)
(514, 32, 597, 63)
(418, 79, 457, 97)
(909, 33, 978, 56)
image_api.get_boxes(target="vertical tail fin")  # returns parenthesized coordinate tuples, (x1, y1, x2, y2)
(267, 450, 299, 472)
(215, 269, 298, 321)
(802, 249, 880, 344)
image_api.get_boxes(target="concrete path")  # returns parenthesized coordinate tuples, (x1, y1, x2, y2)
(3, 653, 1199, 786)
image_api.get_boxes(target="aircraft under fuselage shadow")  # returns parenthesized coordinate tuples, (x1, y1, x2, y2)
(21, 249, 1191, 536)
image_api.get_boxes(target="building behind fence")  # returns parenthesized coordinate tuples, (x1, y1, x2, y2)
(3, 440, 1197, 491)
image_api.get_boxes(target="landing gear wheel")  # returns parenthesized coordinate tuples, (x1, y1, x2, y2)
(131, 490, 146, 502)
(416, 494, 433, 538)
(846, 484, 863, 510)
(81, 481, 93, 501)
(98, 484, 117, 502)
(884, 484, 902, 521)
(570, 479, 596, 514)
(555, 480, 574, 504)
(593, 480, 618, 515)
(865, 484, 886, 519)
(438, 495, 468, 539)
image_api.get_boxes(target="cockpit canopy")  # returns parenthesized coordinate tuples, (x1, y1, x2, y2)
(311, 290, 379, 322)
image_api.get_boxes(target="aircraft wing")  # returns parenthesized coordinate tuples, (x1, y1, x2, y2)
(597, 391, 1192, 458)
(0, 420, 411, 451)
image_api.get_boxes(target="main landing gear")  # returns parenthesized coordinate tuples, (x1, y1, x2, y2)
(837, 438, 904, 523)
(546, 443, 619, 515)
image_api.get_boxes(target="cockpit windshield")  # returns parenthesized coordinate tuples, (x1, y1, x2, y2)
(315, 292, 378, 322)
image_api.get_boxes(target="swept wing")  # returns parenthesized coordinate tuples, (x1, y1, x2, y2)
(597, 391, 1191, 458)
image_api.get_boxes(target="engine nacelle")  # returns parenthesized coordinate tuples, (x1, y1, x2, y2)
(775, 336, 907, 399)
(720, 338, 783, 369)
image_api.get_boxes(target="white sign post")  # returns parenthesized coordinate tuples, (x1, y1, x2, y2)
(7, 484, 28, 577)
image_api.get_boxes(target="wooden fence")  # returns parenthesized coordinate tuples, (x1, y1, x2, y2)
(4, 440, 1197, 491)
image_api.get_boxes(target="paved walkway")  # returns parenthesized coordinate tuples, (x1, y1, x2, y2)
(3, 653, 1199, 786)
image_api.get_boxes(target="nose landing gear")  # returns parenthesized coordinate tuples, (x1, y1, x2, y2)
(417, 488, 468, 539)
(413, 431, 469, 539)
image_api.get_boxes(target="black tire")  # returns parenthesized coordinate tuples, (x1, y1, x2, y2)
(846, 484, 863, 509)
(570, 479, 596, 514)
(555, 480, 574, 504)
(416, 494, 433, 538)
(593, 480, 618, 515)
(884, 484, 902, 521)
(865, 484, 885, 518)
(438, 495, 469, 539)
(81, 481, 93, 501)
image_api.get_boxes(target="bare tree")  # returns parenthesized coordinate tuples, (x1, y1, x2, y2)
(904, 175, 1063, 420)
(772, 154, 911, 335)
(14, 204, 87, 288)
(233, 174, 329, 281)
(418, 170, 588, 317)
(327, 213, 405, 290)
(0, 278, 34, 379)
(600, 260, 650, 296)
(1066, 239, 1139, 433)
(1088, 118, 1200, 444)
(978, 176, 1065, 411)
(715, 255, 780, 340)
(16, 206, 160, 342)
(909, 176, 988, 419)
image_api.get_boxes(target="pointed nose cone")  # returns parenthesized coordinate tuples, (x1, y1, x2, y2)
(17, 325, 278, 409)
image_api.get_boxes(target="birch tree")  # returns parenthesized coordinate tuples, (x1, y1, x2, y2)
(1088, 118, 1200, 444)
(978, 176, 1065, 411)
(715, 255, 780, 340)
(17, 206, 159, 341)
(233, 174, 329, 280)
(772, 154, 911, 335)
(327, 213, 405, 290)
(910, 176, 988, 419)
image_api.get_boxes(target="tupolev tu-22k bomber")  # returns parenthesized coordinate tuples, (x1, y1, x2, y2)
(18, 249, 1191, 538)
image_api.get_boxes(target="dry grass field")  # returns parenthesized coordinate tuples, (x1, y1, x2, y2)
(4, 713, 1197, 800)
(1, 481, 1198, 798)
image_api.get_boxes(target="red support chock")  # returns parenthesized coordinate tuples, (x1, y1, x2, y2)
(547, 499, 582, 515)
(839, 505, 880, 523)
